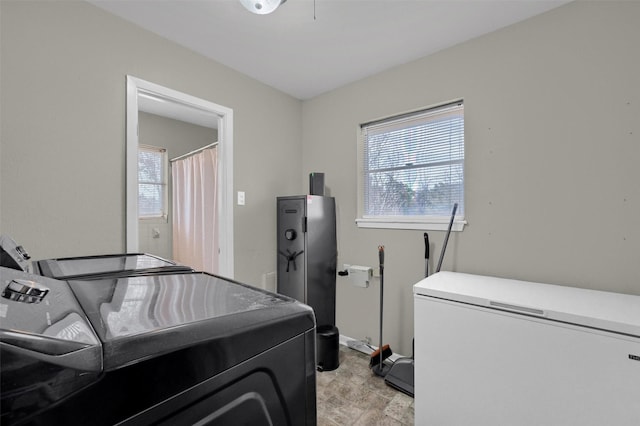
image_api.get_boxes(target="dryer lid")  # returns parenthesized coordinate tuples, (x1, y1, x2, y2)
(37, 253, 191, 280)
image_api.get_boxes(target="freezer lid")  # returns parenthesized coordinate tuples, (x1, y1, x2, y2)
(68, 271, 315, 370)
(414, 271, 640, 338)
(0, 267, 102, 371)
(37, 253, 192, 279)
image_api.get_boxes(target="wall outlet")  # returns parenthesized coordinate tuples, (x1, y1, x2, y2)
(237, 191, 245, 205)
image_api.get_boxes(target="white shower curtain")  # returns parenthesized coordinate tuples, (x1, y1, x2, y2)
(172, 148, 218, 274)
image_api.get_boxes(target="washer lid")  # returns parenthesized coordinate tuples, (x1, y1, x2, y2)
(37, 253, 191, 280)
(68, 272, 313, 370)
(414, 271, 640, 338)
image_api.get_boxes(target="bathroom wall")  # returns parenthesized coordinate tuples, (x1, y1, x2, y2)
(138, 112, 217, 260)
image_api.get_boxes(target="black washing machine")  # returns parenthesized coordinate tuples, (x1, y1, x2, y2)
(0, 267, 317, 425)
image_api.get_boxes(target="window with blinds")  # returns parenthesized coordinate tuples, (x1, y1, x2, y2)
(357, 101, 465, 230)
(138, 145, 168, 218)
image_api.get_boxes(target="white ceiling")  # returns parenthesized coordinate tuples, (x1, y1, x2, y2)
(91, 0, 570, 101)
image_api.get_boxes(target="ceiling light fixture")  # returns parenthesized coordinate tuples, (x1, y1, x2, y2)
(239, 0, 286, 15)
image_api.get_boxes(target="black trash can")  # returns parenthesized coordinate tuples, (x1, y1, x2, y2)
(316, 325, 340, 371)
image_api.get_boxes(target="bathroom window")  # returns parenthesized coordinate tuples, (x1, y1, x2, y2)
(357, 100, 465, 230)
(138, 145, 168, 219)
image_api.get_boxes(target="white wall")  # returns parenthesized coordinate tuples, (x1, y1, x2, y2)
(302, 1, 640, 355)
(0, 1, 303, 287)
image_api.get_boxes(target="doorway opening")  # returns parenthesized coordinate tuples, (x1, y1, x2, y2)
(126, 76, 234, 278)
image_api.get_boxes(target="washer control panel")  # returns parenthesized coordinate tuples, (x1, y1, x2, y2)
(2, 279, 49, 304)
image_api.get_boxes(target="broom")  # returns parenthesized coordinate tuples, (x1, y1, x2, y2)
(370, 245, 392, 375)
(369, 344, 393, 369)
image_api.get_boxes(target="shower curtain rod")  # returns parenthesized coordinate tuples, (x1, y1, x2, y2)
(170, 141, 218, 163)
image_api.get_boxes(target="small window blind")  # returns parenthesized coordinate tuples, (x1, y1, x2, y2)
(359, 101, 464, 224)
(138, 145, 167, 218)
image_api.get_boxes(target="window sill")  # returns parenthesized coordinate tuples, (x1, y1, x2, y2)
(356, 217, 466, 231)
(139, 215, 168, 224)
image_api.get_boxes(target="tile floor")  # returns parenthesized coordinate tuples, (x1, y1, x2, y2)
(316, 345, 414, 425)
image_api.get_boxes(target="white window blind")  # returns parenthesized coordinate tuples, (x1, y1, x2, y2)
(357, 101, 465, 230)
(138, 145, 167, 218)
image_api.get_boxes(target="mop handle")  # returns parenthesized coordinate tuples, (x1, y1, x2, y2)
(424, 232, 429, 278)
(436, 203, 458, 273)
(424, 233, 429, 260)
(378, 245, 384, 368)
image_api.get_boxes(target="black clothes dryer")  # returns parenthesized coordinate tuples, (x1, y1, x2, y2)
(0, 267, 317, 425)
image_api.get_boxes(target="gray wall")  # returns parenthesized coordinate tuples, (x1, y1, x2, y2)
(302, 1, 640, 354)
(138, 112, 217, 260)
(0, 1, 303, 288)
(2, 1, 638, 357)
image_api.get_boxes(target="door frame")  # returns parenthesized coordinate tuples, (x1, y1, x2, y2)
(126, 75, 234, 278)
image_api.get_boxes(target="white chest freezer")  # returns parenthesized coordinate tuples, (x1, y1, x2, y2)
(414, 272, 640, 426)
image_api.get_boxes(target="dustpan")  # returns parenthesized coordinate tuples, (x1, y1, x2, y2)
(385, 357, 414, 397)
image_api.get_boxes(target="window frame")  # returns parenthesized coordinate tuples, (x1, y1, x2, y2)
(138, 144, 168, 220)
(356, 100, 466, 231)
